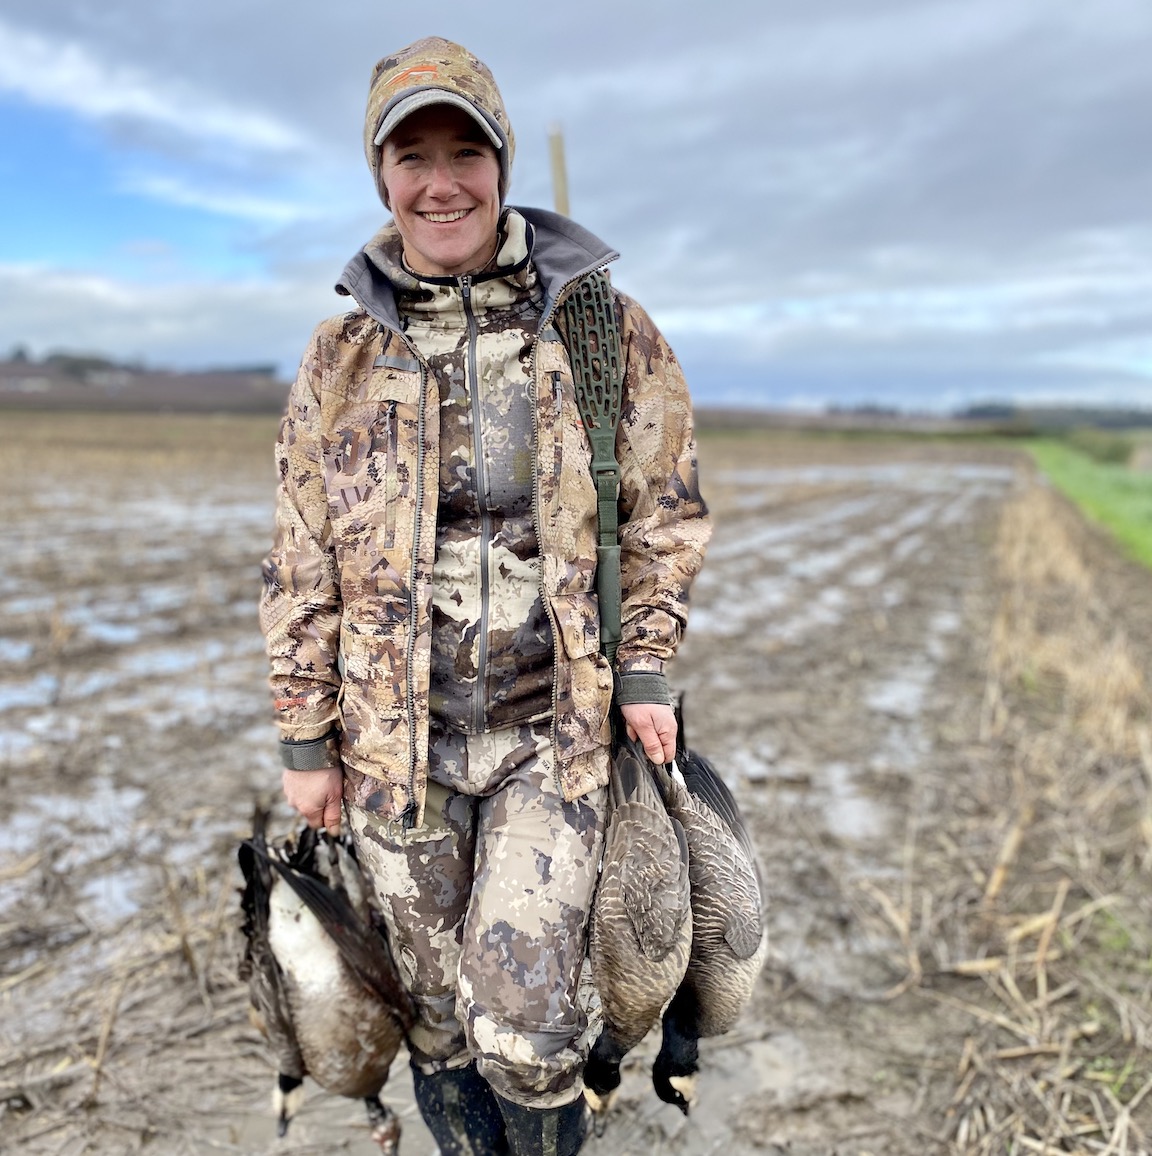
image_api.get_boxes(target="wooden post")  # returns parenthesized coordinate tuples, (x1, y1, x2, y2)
(549, 124, 570, 217)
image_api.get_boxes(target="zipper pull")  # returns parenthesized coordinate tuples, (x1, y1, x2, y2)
(461, 275, 471, 304)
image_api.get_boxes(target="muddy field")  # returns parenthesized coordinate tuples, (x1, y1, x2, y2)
(2, 413, 1151, 1155)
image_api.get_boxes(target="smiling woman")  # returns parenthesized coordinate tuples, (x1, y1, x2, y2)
(257, 34, 711, 1156)
(377, 105, 502, 276)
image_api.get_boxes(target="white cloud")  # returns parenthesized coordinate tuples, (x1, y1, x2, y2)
(0, 16, 305, 152)
(649, 238, 1152, 390)
(0, 262, 338, 371)
(121, 174, 318, 224)
(3, 0, 1152, 410)
(1041, 338, 1152, 378)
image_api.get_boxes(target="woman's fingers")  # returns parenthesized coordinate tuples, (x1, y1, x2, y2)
(619, 702, 678, 763)
(282, 767, 344, 834)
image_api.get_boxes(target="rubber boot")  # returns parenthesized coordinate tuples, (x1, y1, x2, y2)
(411, 1063, 510, 1156)
(494, 1092, 588, 1156)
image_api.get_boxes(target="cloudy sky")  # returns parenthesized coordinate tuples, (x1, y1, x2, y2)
(1, 0, 1150, 412)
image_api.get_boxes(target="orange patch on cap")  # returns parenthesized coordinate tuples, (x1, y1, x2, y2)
(386, 64, 440, 91)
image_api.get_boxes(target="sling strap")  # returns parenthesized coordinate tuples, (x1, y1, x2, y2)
(559, 271, 624, 666)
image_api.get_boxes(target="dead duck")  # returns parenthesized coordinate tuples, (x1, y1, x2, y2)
(584, 728, 693, 1118)
(238, 810, 416, 1153)
(649, 707, 768, 1116)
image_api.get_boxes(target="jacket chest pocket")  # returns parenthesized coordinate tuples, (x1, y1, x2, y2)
(322, 402, 398, 519)
(322, 366, 422, 550)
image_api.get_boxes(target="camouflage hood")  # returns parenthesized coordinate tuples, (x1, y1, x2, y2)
(337, 206, 620, 336)
(364, 36, 515, 205)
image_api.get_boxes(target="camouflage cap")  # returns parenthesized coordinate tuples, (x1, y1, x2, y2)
(365, 37, 515, 204)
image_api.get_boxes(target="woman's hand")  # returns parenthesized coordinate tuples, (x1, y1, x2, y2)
(282, 767, 344, 835)
(619, 702, 678, 764)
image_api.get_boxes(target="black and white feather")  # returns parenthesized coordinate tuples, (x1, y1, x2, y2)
(238, 810, 416, 1153)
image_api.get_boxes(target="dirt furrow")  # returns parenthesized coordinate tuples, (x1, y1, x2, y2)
(4, 419, 1149, 1155)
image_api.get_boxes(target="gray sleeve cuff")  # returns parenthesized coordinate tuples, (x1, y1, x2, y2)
(613, 671, 672, 706)
(279, 729, 341, 770)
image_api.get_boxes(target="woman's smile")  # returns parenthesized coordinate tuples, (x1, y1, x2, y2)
(419, 208, 473, 223)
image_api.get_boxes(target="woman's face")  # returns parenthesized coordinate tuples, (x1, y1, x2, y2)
(380, 105, 502, 278)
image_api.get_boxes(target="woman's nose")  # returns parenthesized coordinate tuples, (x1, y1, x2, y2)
(426, 159, 458, 197)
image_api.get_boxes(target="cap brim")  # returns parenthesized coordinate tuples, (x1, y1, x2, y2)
(373, 90, 504, 150)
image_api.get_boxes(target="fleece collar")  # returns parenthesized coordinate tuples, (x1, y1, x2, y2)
(336, 205, 619, 337)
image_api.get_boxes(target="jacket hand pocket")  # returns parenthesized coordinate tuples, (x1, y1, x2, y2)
(549, 591, 613, 757)
(337, 620, 407, 727)
(549, 590, 601, 659)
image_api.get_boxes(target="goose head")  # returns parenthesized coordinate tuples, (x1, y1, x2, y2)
(274, 1072, 305, 1137)
(652, 1065, 697, 1117)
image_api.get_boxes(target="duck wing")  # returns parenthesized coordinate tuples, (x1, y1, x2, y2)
(237, 813, 304, 1081)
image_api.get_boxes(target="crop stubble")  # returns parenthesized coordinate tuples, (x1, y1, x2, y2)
(0, 414, 1149, 1155)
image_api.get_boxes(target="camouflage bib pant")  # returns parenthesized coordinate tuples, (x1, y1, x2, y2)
(347, 718, 607, 1109)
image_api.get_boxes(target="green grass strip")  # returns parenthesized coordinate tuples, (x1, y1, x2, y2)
(1024, 439, 1152, 570)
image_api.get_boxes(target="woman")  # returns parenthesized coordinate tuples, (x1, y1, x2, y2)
(259, 36, 710, 1156)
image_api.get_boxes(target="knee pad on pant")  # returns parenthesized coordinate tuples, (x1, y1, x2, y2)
(467, 1016, 589, 1109)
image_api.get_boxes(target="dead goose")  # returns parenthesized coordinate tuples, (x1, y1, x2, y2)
(238, 810, 416, 1152)
(584, 729, 693, 1118)
(649, 710, 767, 1115)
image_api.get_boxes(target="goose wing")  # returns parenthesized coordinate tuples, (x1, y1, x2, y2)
(237, 816, 304, 1080)
(672, 697, 757, 865)
(615, 806, 692, 961)
(684, 807, 764, 961)
(250, 836, 417, 1033)
(589, 735, 693, 1055)
(612, 738, 692, 960)
(660, 792, 767, 1044)
(675, 750, 764, 959)
(676, 749, 755, 863)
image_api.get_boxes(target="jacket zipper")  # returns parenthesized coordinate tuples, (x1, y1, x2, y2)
(527, 339, 562, 793)
(402, 339, 429, 829)
(461, 275, 493, 736)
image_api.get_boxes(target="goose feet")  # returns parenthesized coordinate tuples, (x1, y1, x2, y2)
(364, 1095, 401, 1154)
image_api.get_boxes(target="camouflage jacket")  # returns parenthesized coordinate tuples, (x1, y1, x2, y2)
(260, 206, 710, 825)
(391, 211, 554, 733)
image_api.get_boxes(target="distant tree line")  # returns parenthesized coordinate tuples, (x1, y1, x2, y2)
(4, 345, 279, 379)
(957, 403, 1152, 432)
